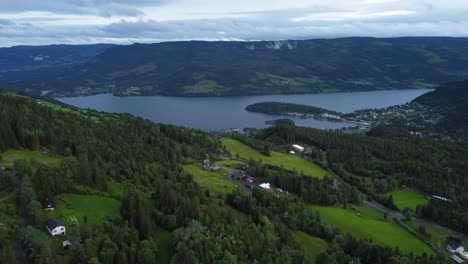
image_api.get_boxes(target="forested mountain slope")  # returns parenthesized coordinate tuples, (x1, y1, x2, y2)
(39, 37, 468, 97)
(0, 94, 445, 263)
(415, 80, 468, 131)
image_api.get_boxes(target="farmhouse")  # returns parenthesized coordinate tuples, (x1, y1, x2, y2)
(292, 144, 304, 152)
(45, 218, 66, 236)
(447, 241, 464, 253)
(41, 198, 56, 211)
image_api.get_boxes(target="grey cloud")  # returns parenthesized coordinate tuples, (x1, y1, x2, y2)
(1, 0, 468, 47)
(0, 0, 168, 17)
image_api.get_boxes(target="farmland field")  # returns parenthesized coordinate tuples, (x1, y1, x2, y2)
(183, 165, 237, 195)
(54, 194, 120, 225)
(0, 149, 62, 167)
(309, 204, 433, 255)
(292, 231, 328, 263)
(387, 188, 428, 211)
(221, 138, 327, 178)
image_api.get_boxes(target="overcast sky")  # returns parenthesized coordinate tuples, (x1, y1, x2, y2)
(1, 0, 468, 47)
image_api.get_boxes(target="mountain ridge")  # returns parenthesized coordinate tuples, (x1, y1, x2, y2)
(6, 37, 468, 97)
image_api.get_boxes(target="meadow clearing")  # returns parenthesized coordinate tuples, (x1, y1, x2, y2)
(221, 138, 327, 178)
(387, 188, 428, 211)
(292, 231, 328, 263)
(309, 204, 433, 255)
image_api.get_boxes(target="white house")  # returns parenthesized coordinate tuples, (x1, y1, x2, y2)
(292, 144, 304, 152)
(46, 218, 66, 236)
(447, 241, 464, 253)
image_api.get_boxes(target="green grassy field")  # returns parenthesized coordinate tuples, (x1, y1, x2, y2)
(221, 138, 327, 178)
(183, 165, 237, 195)
(309, 204, 433, 255)
(292, 231, 328, 263)
(217, 159, 247, 169)
(54, 194, 120, 225)
(0, 149, 62, 168)
(387, 188, 428, 211)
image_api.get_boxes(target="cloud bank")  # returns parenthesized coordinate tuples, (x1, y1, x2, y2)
(1, 0, 468, 46)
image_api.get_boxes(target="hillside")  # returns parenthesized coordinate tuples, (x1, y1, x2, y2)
(0, 93, 452, 263)
(40, 37, 468, 97)
(0, 44, 113, 91)
(415, 80, 468, 131)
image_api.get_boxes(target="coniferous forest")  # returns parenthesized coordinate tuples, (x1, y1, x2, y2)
(0, 93, 454, 263)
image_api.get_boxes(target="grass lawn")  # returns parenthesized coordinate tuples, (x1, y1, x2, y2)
(221, 138, 327, 178)
(217, 159, 247, 169)
(309, 204, 433, 255)
(155, 227, 171, 264)
(387, 188, 428, 211)
(0, 149, 62, 168)
(54, 194, 120, 225)
(292, 231, 328, 263)
(183, 165, 237, 195)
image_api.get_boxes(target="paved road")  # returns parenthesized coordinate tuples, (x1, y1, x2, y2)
(364, 200, 468, 241)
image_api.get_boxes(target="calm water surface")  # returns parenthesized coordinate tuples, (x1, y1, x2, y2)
(57, 89, 431, 130)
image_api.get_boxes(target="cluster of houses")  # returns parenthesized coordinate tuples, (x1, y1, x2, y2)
(447, 241, 468, 263)
(202, 159, 221, 171)
(41, 198, 73, 250)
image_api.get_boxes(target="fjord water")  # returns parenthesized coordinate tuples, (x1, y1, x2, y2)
(57, 89, 431, 130)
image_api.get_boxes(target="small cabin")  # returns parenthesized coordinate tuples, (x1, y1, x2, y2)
(41, 198, 56, 211)
(62, 240, 72, 250)
(202, 159, 210, 168)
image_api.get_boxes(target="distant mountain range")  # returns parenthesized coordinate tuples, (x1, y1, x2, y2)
(0, 44, 114, 93)
(3, 37, 468, 97)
